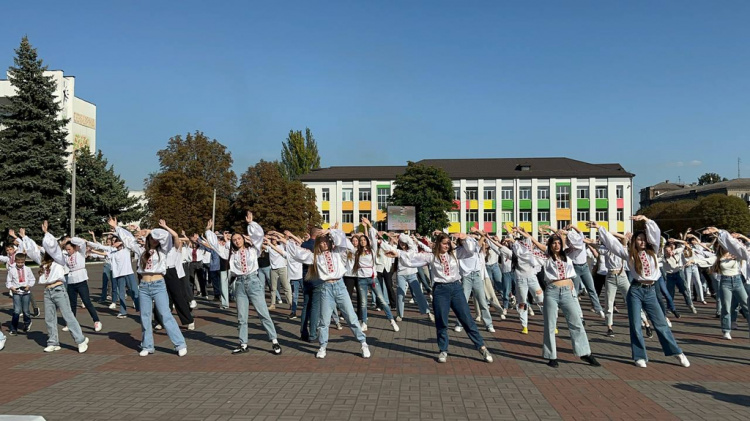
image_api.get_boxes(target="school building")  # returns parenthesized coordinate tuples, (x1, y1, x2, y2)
(299, 158, 635, 236)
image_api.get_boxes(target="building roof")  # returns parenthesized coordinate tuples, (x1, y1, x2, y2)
(299, 157, 634, 182)
(654, 178, 750, 200)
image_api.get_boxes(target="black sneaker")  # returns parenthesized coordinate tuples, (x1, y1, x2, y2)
(581, 355, 601, 367)
(645, 326, 653, 338)
(33, 308, 41, 317)
(272, 343, 282, 355)
(547, 359, 559, 368)
(606, 328, 614, 337)
(287, 313, 298, 320)
(9, 330, 18, 336)
(232, 344, 248, 354)
(23, 321, 32, 332)
(300, 333, 309, 342)
(671, 309, 681, 319)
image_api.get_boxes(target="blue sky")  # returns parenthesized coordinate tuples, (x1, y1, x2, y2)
(2, 1, 749, 193)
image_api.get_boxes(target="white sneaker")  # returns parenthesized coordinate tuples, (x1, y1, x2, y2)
(0, 338, 5, 351)
(139, 349, 150, 357)
(80, 302, 86, 309)
(500, 314, 506, 320)
(361, 343, 371, 359)
(529, 308, 535, 316)
(189, 300, 197, 309)
(316, 347, 327, 359)
(78, 337, 89, 353)
(44, 345, 61, 353)
(438, 351, 447, 363)
(428, 313, 435, 323)
(635, 359, 647, 368)
(599, 310, 605, 319)
(108, 303, 116, 310)
(154, 324, 163, 331)
(487, 326, 496, 333)
(391, 319, 400, 332)
(94, 322, 102, 332)
(676, 353, 690, 367)
(409, 298, 415, 304)
(481, 347, 494, 363)
(178, 348, 187, 357)
(723, 332, 732, 340)
(361, 322, 368, 332)
(62, 326, 69, 332)
(502, 308, 508, 316)
(475, 315, 481, 322)
(690, 306, 697, 314)
(396, 316, 402, 322)
(454, 324, 463, 332)
(666, 318, 672, 328)
(188, 322, 195, 331)
(336, 323, 343, 330)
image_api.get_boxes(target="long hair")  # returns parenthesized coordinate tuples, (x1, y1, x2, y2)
(431, 233, 456, 261)
(546, 235, 565, 261)
(711, 242, 728, 274)
(140, 234, 161, 269)
(352, 234, 371, 274)
(683, 244, 693, 258)
(628, 230, 657, 276)
(305, 234, 333, 281)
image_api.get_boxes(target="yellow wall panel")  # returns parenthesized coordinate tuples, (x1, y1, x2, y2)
(469, 200, 478, 209)
(599, 221, 609, 231)
(358, 201, 371, 210)
(322, 223, 330, 230)
(483, 200, 494, 209)
(321, 202, 330, 211)
(576, 221, 590, 232)
(342, 201, 353, 211)
(556, 209, 571, 221)
(342, 223, 355, 233)
(377, 209, 387, 221)
(617, 221, 624, 233)
(449, 222, 461, 233)
(520, 222, 532, 232)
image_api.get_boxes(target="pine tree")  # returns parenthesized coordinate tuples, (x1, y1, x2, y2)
(70, 146, 144, 235)
(0, 37, 70, 238)
(280, 128, 321, 180)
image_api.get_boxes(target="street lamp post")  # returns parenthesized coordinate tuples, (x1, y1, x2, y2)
(70, 153, 77, 236)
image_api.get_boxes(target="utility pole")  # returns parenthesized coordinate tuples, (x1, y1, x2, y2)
(70, 154, 77, 236)
(739, 158, 742, 178)
(211, 188, 216, 226)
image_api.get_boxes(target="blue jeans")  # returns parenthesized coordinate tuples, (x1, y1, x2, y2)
(720, 275, 749, 333)
(500, 271, 514, 309)
(209, 270, 221, 299)
(11, 293, 31, 331)
(357, 277, 395, 323)
(290, 279, 302, 314)
(573, 263, 603, 313)
(67, 281, 100, 323)
(300, 279, 323, 340)
(397, 273, 430, 318)
(626, 282, 682, 362)
(666, 272, 693, 309)
(432, 281, 485, 353)
(101, 263, 112, 302)
(543, 283, 590, 360)
(139, 279, 186, 352)
(235, 273, 277, 345)
(486, 263, 502, 304)
(461, 270, 493, 329)
(417, 267, 433, 295)
(219, 270, 229, 308)
(114, 273, 140, 315)
(656, 273, 675, 314)
(318, 279, 366, 348)
(44, 284, 85, 346)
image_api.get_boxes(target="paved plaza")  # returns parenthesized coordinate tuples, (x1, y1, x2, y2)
(0, 264, 748, 420)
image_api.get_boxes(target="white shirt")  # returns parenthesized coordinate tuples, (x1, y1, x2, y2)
(599, 220, 661, 282)
(398, 245, 476, 284)
(222, 222, 264, 277)
(286, 229, 353, 281)
(354, 228, 379, 278)
(488, 241, 513, 273)
(6, 265, 36, 292)
(380, 234, 418, 276)
(457, 237, 482, 276)
(87, 241, 134, 278)
(117, 227, 173, 275)
(268, 246, 287, 270)
(38, 262, 66, 284)
(512, 240, 544, 279)
(43, 233, 88, 284)
(565, 230, 588, 265)
(543, 256, 577, 282)
(716, 230, 749, 281)
(166, 247, 186, 278)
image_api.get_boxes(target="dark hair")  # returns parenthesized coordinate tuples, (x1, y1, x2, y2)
(352, 234, 371, 274)
(14, 252, 26, 262)
(628, 230, 657, 276)
(546, 235, 565, 261)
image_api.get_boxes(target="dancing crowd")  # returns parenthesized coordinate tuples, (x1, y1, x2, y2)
(1, 211, 748, 368)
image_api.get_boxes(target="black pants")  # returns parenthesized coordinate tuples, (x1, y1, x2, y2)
(67, 281, 100, 322)
(165, 267, 194, 325)
(187, 261, 206, 298)
(594, 273, 606, 296)
(343, 276, 359, 311)
(379, 270, 397, 309)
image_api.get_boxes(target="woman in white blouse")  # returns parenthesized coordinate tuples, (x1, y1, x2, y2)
(597, 216, 690, 368)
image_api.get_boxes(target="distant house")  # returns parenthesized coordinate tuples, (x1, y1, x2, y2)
(639, 179, 750, 209)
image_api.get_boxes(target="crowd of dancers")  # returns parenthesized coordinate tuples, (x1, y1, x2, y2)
(1, 211, 748, 368)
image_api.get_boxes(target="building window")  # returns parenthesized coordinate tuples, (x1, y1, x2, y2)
(448, 211, 459, 223)
(595, 186, 608, 199)
(453, 188, 460, 201)
(321, 188, 330, 202)
(501, 211, 513, 223)
(501, 187, 513, 200)
(596, 210, 608, 221)
(377, 187, 390, 210)
(557, 220, 571, 230)
(342, 211, 354, 223)
(537, 187, 549, 200)
(465, 188, 478, 201)
(519, 211, 531, 222)
(483, 210, 496, 222)
(376, 221, 387, 231)
(617, 210, 624, 221)
(483, 188, 495, 201)
(537, 211, 550, 222)
(358, 190, 371, 201)
(359, 211, 371, 222)
(616, 185, 624, 199)
(556, 186, 570, 209)
(321, 211, 330, 223)
(519, 187, 531, 200)
(342, 188, 353, 202)
(577, 210, 590, 222)
(466, 210, 479, 222)
(577, 187, 589, 199)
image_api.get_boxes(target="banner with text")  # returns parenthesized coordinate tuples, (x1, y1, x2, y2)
(387, 206, 416, 231)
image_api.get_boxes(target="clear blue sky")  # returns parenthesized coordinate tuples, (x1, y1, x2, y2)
(2, 1, 749, 193)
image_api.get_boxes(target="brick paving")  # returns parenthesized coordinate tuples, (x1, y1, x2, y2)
(0, 264, 748, 420)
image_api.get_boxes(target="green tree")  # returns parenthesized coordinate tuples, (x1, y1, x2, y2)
(698, 172, 727, 186)
(144, 131, 236, 234)
(638, 200, 700, 236)
(390, 162, 453, 235)
(68, 146, 144, 235)
(0, 36, 69, 238)
(233, 160, 322, 234)
(280, 127, 321, 180)
(694, 194, 750, 233)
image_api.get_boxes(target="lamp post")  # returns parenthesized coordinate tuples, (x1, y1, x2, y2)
(70, 151, 77, 236)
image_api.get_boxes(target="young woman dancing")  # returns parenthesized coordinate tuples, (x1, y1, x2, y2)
(380, 234, 434, 323)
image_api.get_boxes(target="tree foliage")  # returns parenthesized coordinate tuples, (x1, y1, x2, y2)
(390, 162, 454, 235)
(280, 128, 320, 180)
(0, 36, 69, 238)
(144, 131, 236, 233)
(698, 172, 727, 186)
(639, 194, 750, 234)
(68, 146, 144, 235)
(233, 160, 322, 235)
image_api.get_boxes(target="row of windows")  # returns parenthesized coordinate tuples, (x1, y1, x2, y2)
(323, 211, 373, 224)
(448, 209, 625, 224)
(321, 187, 391, 210)
(452, 185, 625, 202)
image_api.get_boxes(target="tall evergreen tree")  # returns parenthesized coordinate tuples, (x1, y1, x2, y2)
(390, 162, 454, 235)
(0, 37, 70, 238)
(280, 127, 321, 180)
(69, 146, 144, 235)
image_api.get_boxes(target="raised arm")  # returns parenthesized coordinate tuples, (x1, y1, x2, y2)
(455, 235, 478, 259)
(245, 211, 265, 254)
(204, 229, 229, 259)
(595, 222, 628, 260)
(330, 229, 355, 253)
(115, 226, 143, 256)
(21, 230, 43, 265)
(712, 228, 750, 261)
(285, 241, 314, 265)
(632, 215, 661, 249)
